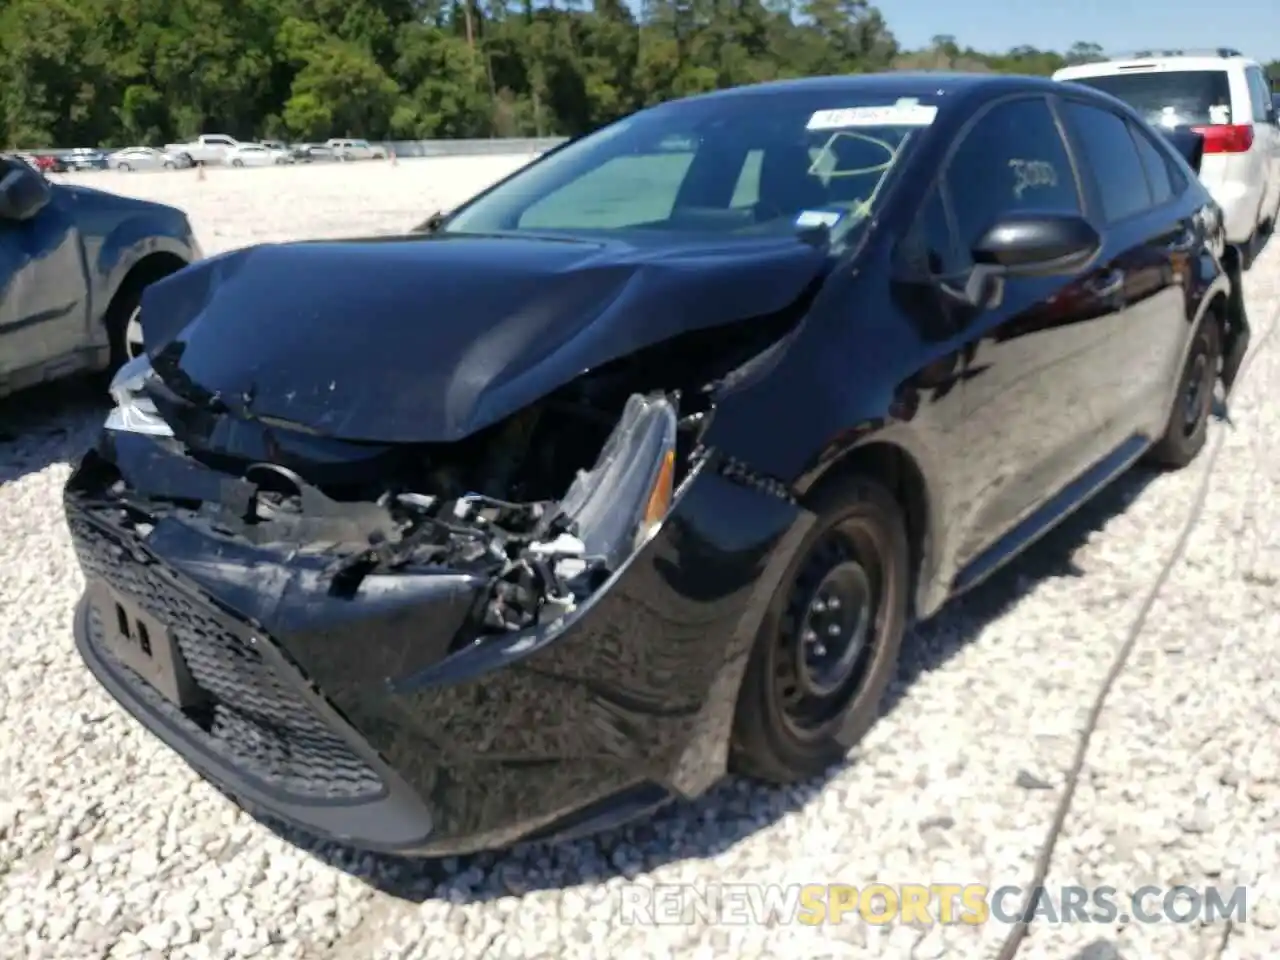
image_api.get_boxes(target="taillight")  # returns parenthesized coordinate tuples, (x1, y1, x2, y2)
(1190, 123, 1254, 154)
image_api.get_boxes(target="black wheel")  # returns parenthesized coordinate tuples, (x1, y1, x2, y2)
(730, 475, 909, 783)
(118, 162, 131, 172)
(231, 159, 244, 168)
(163, 160, 175, 169)
(1145, 314, 1221, 469)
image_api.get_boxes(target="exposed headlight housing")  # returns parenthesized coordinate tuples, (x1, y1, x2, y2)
(104, 353, 174, 437)
(556, 393, 678, 572)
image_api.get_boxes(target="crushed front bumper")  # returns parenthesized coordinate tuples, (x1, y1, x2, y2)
(66, 455, 811, 856)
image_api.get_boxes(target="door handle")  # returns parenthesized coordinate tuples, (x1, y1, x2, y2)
(1087, 269, 1124, 299)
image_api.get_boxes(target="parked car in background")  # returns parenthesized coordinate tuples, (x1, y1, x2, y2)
(108, 147, 187, 172)
(1054, 48, 1280, 253)
(162, 134, 243, 167)
(65, 73, 1249, 858)
(64, 148, 110, 172)
(291, 143, 336, 163)
(32, 154, 68, 174)
(224, 143, 293, 167)
(326, 138, 388, 161)
(0, 153, 201, 396)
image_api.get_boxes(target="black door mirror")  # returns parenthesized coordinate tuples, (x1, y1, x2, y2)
(971, 212, 1101, 277)
(0, 159, 52, 221)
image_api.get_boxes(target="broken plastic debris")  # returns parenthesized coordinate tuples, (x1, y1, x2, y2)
(528, 533, 586, 558)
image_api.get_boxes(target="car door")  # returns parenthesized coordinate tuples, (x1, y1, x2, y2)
(922, 95, 1125, 568)
(1055, 97, 1186, 436)
(0, 161, 90, 380)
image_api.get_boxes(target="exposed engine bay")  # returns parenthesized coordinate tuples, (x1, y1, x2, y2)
(82, 316, 801, 647)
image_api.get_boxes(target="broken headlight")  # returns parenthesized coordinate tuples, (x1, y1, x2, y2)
(484, 393, 681, 633)
(104, 353, 174, 438)
(556, 392, 678, 573)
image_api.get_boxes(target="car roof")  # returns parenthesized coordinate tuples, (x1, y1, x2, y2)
(1054, 53, 1260, 80)
(667, 72, 1061, 107)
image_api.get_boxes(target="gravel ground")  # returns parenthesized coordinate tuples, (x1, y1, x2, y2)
(1, 158, 1277, 960)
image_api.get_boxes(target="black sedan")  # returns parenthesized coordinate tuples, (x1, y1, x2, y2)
(65, 72, 1249, 857)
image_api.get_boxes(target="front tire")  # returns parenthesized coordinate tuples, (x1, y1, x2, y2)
(730, 475, 909, 783)
(231, 159, 244, 168)
(1145, 313, 1221, 469)
(118, 163, 131, 172)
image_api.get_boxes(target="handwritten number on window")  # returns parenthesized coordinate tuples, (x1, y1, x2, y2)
(1008, 159, 1058, 199)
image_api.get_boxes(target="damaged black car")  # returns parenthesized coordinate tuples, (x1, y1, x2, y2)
(66, 73, 1249, 856)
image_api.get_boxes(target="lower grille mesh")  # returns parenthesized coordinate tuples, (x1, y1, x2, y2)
(70, 514, 383, 801)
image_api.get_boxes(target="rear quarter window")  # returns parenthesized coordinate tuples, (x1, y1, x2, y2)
(1067, 70, 1233, 127)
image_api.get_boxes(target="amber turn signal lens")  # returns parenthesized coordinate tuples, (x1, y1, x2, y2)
(642, 450, 676, 532)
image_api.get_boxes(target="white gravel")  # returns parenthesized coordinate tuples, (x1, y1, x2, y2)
(1, 157, 1278, 960)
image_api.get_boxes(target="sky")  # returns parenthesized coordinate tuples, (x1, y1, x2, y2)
(875, 0, 1280, 62)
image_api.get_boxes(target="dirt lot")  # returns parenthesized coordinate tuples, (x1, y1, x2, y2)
(1, 156, 1278, 960)
(57, 155, 539, 254)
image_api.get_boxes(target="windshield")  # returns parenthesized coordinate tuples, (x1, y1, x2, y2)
(443, 91, 938, 241)
(1068, 70, 1233, 127)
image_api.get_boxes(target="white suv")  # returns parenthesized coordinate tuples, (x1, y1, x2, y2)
(325, 138, 388, 161)
(1054, 49, 1280, 250)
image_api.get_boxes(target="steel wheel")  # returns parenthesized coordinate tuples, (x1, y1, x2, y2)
(1145, 313, 1222, 469)
(773, 529, 882, 741)
(731, 475, 909, 783)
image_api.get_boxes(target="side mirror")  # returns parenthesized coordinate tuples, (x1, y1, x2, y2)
(411, 209, 450, 234)
(0, 160, 52, 221)
(971, 212, 1101, 277)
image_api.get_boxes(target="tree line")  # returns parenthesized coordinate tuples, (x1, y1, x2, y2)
(1, 0, 1278, 150)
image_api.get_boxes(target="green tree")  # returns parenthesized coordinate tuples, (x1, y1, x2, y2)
(0, 0, 1116, 149)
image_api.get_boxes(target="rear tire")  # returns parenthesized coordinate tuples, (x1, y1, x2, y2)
(231, 159, 244, 168)
(729, 475, 909, 783)
(118, 163, 131, 172)
(1145, 312, 1221, 469)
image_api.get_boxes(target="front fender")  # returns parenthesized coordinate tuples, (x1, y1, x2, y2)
(89, 216, 199, 349)
(96, 220, 197, 301)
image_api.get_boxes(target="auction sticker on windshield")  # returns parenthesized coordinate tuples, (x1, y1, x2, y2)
(807, 100, 938, 130)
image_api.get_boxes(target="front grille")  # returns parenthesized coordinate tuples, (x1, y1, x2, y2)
(69, 513, 384, 801)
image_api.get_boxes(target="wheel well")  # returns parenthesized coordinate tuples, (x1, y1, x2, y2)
(106, 252, 189, 322)
(806, 441, 930, 612)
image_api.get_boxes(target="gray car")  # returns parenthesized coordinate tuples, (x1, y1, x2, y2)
(0, 155, 202, 397)
(107, 147, 189, 172)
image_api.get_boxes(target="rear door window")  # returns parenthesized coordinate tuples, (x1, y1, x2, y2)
(1059, 100, 1153, 222)
(1128, 122, 1178, 206)
(1067, 70, 1233, 127)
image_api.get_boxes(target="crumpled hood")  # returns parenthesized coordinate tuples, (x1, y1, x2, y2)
(139, 232, 828, 443)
